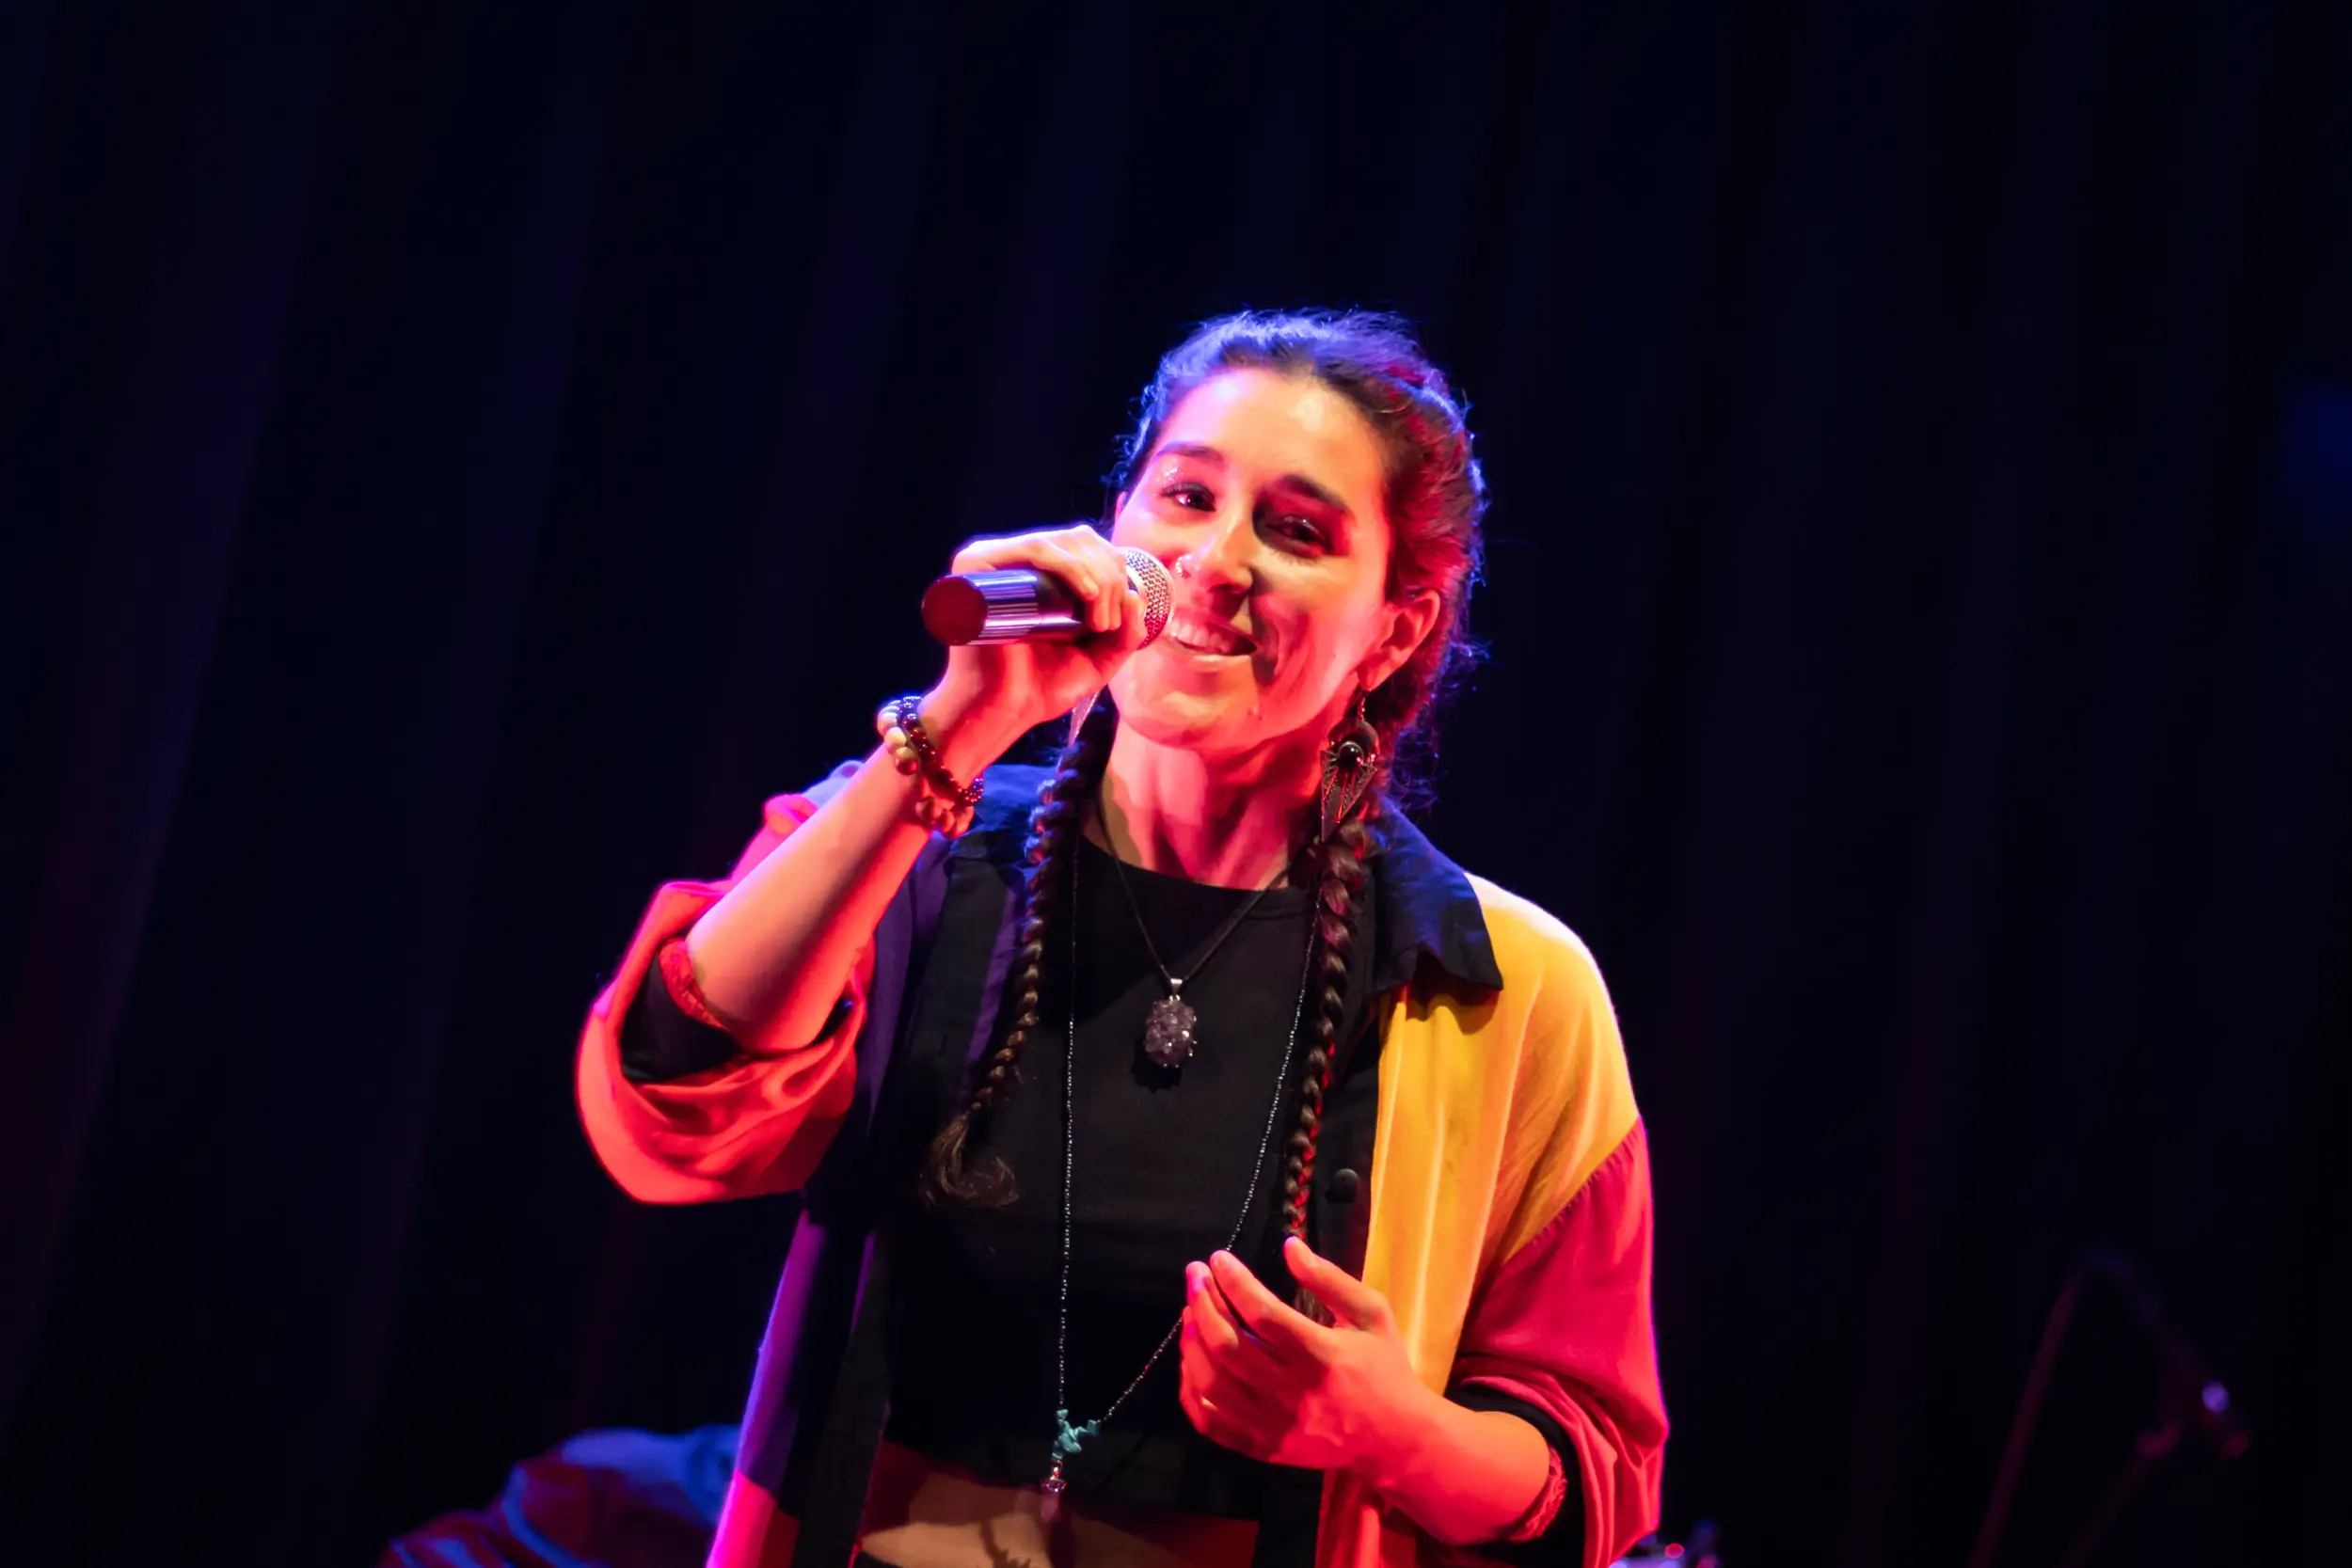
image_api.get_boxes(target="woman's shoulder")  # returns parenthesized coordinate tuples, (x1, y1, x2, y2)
(1459, 872, 1609, 995)
(1448, 869, 1626, 1077)
(1455, 873, 1639, 1180)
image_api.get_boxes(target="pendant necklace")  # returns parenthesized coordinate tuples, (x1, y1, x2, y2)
(1038, 844, 1317, 1518)
(1104, 844, 1283, 1069)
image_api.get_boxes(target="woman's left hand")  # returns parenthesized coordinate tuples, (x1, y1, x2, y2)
(1179, 1234, 1435, 1474)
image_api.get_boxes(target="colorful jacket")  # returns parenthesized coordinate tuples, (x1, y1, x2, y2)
(577, 764, 1666, 1568)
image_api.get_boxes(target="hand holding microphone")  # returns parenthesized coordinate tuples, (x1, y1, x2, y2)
(914, 524, 1168, 774)
(924, 543, 1173, 646)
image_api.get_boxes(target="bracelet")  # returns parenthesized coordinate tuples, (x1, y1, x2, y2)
(1501, 1442, 1569, 1543)
(1422, 1437, 1569, 1566)
(655, 935, 730, 1031)
(876, 693, 985, 836)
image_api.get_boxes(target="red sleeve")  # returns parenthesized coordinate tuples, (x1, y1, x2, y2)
(1449, 1120, 1667, 1568)
(654, 934, 733, 1029)
(574, 782, 871, 1205)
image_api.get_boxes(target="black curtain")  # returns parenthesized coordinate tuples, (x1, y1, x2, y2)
(4, 2, 2347, 1564)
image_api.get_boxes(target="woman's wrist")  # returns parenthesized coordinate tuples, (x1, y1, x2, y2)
(1344, 1383, 1553, 1547)
(915, 680, 1030, 783)
(1345, 1377, 1454, 1498)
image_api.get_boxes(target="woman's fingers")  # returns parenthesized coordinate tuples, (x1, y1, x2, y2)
(1030, 535, 1113, 633)
(1078, 584, 1151, 679)
(948, 532, 1097, 598)
(1179, 1328, 1287, 1449)
(1187, 1260, 1285, 1364)
(1206, 1249, 1324, 1359)
(1187, 1261, 1305, 1404)
(1032, 540, 1118, 626)
(949, 525, 1133, 635)
(1280, 1235, 1394, 1332)
(1179, 1365, 1249, 1447)
(1184, 1260, 1246, 1354)
(948, 525, 1095, 578)
(1065, 528, 1137, 635)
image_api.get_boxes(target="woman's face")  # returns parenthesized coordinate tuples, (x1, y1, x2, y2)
(1108, 369, 1434, 766)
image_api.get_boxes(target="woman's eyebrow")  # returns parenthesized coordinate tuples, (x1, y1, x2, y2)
(1156, 441, 1355, 521)
(1267, 472, 1353, 518)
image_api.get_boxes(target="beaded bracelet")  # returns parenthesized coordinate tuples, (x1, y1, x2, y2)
(1424, 1441, 1568, 1563)
(876, 693, 985, 836)
(1501, 1441, 1569, 1543)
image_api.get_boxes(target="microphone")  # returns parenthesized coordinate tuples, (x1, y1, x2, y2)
(922, 546, 1173, 647)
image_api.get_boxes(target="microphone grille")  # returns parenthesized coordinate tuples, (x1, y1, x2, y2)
(1121, 547, 1174, 644)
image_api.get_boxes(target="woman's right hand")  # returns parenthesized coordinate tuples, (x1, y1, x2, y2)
(919, 524, 1155, 775)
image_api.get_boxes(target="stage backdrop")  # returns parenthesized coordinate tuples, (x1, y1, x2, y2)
(3, 1, 2347, 1564)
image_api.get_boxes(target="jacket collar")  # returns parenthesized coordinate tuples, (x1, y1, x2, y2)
(1365, 807, 1504, 994)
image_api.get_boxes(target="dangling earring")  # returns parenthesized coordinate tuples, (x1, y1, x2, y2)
(1318, 688, 1380, 843)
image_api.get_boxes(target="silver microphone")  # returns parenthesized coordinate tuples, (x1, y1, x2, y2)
(921, 546, 1173, 646)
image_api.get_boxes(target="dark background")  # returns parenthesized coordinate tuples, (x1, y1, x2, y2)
(4, 1, 2348, 1563)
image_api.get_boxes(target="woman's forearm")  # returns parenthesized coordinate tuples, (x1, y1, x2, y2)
(1352, 1383, 1553, 1547)
(686, 691, 1025, 1050)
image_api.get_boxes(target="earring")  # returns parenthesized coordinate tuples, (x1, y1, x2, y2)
(1318, 689, 1380, 842)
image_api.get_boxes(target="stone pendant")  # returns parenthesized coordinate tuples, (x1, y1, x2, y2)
(1142, 989, 1198, 1068)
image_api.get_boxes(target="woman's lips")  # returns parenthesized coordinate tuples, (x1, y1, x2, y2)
(1165, 610, 1256, 657)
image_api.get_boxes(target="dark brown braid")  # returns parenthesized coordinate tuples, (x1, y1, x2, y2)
(919, 705, 1115, 1208)
(1278, 803, 1377, 1247)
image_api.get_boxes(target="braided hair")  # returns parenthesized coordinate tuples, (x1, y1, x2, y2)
(1275, 809, 1375, 1243)
(923, 310, 1486, 1227)
(922, 702, 1115, 1207)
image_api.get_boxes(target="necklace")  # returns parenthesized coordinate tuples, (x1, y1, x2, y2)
(1104, 843, 1284, 1069)
(1039, 844, 1318, 1519)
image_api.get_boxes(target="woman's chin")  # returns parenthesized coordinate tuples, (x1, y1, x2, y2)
(1110, 666, 1258, 752)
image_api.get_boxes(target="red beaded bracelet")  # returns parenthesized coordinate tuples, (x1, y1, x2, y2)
(876, 693, 984, 836)
(655, 935, 729, 1030)
(1425, 1441, 1568, 1563)
(1501, 1441, 1569, 1542)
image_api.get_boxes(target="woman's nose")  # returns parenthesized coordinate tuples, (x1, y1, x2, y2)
(1181, 510, 1256, 591)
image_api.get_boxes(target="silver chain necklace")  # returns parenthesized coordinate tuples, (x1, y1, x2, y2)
(1104, 844, 1283, 1069)
(1038, 841, 1319, 1520)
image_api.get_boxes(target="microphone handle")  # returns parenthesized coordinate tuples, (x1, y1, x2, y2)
(921, 546, 1171, 647)
(922, 569, 1088, 644)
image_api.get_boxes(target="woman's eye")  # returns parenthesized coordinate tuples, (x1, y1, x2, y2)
(1161, 482, 1214, 511)
(1271, 515, 1327, 548)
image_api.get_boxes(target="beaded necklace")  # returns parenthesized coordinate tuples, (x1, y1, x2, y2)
(1036, 841, 1320, 1520)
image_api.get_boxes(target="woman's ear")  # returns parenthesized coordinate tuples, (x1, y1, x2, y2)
(1356, 588, 1442, 692)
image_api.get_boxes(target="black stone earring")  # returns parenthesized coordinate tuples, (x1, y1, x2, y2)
(1318, 689, 1380, 842)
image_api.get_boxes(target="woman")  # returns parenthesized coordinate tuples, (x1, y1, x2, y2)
(578, 312, 1665, 1568)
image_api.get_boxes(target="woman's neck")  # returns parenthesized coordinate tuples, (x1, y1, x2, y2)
(1096, 725, 1320, 889)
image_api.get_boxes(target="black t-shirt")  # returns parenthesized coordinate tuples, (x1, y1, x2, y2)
(885, 832, 1370, 1517)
